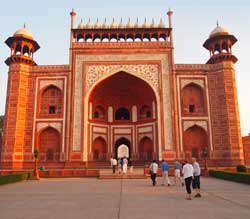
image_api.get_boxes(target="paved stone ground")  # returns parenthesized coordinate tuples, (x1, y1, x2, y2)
(0, 177, 249, 219)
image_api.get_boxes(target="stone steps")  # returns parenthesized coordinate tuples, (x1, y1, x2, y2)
(99, 174, 147, 180)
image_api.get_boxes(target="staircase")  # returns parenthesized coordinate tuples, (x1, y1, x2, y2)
(99, 167, 147, 179)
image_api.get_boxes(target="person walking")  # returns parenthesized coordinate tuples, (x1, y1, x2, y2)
(149, 160, 158, 186)
(122, 156, 128, 174)
(161, 159, 170, 186)
(173, 159, 184, 186)
(111, 157, 117, 174)
(117, 157, 122, 174)
(192, 157, 201, 197)
(128, 158, 133, 173)
(182, 159, 194, 200)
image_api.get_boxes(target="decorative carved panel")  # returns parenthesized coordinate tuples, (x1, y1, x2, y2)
(37, 122, 62, 133)
(183, 120, 208, 132)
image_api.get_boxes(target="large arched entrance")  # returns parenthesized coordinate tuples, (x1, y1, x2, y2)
(87, 71, 158, 162)
(115, 137, 131, 159)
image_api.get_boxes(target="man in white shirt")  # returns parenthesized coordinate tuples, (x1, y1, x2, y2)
(182, 159, 194, 200)
(149, 160, 158, 186)
(110, 156, 117, 174)
(192, 157, 201, 197)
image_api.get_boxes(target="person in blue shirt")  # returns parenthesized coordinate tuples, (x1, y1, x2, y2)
(161, 159, 170, 186)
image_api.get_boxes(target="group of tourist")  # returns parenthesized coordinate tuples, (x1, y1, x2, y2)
(110, 156, 133, 174)
(149, 158, 201, 200)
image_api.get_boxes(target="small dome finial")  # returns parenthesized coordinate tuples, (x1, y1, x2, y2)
(142, 18, 148, 28)
(217, 20, 219, 27)
(102, 18, 109, 28)
(78, 19, 84, 29)
(23, 23, 26, 28)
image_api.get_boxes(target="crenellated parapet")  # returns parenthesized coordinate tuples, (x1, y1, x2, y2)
(69, 10, 171, 43)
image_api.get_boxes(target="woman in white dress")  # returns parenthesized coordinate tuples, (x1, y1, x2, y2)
(122, 157, 128, 174)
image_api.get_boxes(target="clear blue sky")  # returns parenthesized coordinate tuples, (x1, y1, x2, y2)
(0, 0, 249, 135)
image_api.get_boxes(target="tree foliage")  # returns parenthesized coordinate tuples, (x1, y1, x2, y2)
(0, 115, 4, 130)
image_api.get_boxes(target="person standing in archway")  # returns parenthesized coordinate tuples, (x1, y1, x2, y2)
(110, 156, 117, 174)
(122, 156, 128, 174)
(117, 157, 122, 174)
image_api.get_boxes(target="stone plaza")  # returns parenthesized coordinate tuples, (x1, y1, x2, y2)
(0, 177, 249, 219)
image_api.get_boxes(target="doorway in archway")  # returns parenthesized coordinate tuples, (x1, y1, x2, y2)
(115, 137, 131, 159)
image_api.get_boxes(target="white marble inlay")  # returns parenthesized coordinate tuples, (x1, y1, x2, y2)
(40, 80, 63, 91)
(138, 134, 153, 143)
(72, 54, 172, 160)
(183, 120, 208, 132)
(37, 122, 61, 133)
(114, 129, 132, 134)
(93, 127, 107, 133)
(132, 105, 137, 122)
(138, 126, 152, 133)
(181, 79, 204, 89)
(108, 106, 113, 123)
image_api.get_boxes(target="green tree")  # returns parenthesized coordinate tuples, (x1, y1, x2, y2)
(0, 116, 4, 130)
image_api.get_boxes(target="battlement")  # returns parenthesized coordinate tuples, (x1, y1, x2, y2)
(72, 26, 171, 43)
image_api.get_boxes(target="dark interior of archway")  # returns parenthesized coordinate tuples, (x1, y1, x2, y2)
(89, 71, 156, 111)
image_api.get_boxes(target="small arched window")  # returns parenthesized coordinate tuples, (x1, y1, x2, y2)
(15, 44, 22, 55)
(115, 107, 130, 120)
(93, 105, 105, 119)
(139, 105, 151, 119)
(181, 83, 205, 115)
(23, 45, 30, 56)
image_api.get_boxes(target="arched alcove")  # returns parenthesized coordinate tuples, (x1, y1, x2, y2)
(39, 127, 60, 161)
(181, 83, 205, 115)
(115, 107, 130, 120)
(138, 136, 154, 161)
(183, 125, 208, 159)
(39, 85, 62, 117)
(92, 137, 107, 160)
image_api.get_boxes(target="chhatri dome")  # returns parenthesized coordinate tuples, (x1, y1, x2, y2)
(209, 22, 229, 38)
(13, 24, 34, 39)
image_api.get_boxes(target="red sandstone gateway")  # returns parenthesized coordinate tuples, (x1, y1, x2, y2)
(0, 9, 246, 174)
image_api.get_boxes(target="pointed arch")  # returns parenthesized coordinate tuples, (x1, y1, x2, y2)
(38, 127, 61, 161)
(81, 68, 162, 161)
(39, 85, 63, 117)
(183, 125, 208, 159)
(138, 136, 154, 161)
(92, 136, 107, 160)
(181, 82, 205, 114)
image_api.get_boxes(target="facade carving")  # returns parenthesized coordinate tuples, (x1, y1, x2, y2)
(86, 64, 159, 93)
(180, 79, 204, 89)
(183, 120, 208, 132)
(37, 122, 62, 133)
(39, 80, 63, 91)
